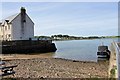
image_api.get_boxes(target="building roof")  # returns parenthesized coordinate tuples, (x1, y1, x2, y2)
(0, 7, 34, 26)
(0, 13, 20, 26)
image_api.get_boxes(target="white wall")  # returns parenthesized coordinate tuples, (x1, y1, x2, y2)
(0, 12, 34, 41)
(24, 14, 34, 40)
(12, 14, 22, 40)
(0, 22, 12, 41)
(12, 13, 34, 40)
(4, 22, 12, 40)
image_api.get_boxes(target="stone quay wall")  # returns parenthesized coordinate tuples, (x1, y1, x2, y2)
(1, 40, 57, 54)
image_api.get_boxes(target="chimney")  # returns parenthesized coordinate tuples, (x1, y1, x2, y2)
(21, 7, 26, 14)
(20, 7, 26, 22)
(20, 7, 26, 39)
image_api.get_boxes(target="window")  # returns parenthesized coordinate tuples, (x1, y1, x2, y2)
(6, 35, 7, 38)
(5, 26, 7, 30)
(8, 34, 11, 37)
(23, 20, 26, 22)
(8, 25, 10, 30)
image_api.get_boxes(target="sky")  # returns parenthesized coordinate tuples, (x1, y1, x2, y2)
(1, 2, 118, 37)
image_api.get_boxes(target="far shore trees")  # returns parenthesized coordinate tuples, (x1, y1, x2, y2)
(34, 35, 120, 41)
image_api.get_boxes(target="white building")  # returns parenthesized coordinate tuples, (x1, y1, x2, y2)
(0, 7, 34, 41)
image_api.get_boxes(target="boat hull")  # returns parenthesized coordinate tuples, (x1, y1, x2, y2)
(97, 52, 110, 59)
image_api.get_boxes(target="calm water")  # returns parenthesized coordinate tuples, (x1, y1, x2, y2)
(53, 38, 118, 62)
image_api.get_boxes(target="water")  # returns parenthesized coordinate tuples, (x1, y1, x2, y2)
(53, 38, 118, 62)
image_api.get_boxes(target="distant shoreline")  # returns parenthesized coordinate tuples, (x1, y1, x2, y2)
(35, 35, 120, 41)
(52, 37, 119, 41)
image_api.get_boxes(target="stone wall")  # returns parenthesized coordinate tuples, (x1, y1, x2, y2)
(2, 40, 57, 54)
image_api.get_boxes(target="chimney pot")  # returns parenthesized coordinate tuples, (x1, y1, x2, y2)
(21, 7, 26, 14)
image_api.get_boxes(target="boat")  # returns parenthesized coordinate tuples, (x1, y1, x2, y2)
(97, 44, 110, 59)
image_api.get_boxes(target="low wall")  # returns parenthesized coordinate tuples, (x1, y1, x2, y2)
(115, 42, 120, 79)
(109, 42, 117, 78)
(1, 40, 57, 54)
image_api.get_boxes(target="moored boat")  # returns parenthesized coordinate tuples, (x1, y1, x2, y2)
(97, 44, 110, 59)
